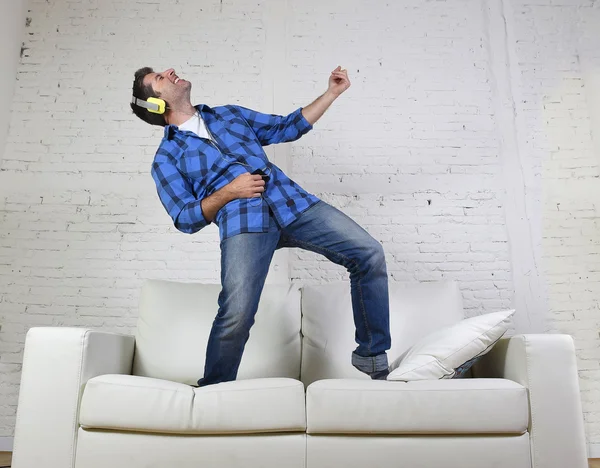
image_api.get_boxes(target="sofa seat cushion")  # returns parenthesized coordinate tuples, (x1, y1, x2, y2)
(80, 375, 306, 434)
(306, 378, 528, 435)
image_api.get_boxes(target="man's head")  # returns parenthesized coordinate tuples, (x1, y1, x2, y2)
(130, 67, 192, 127)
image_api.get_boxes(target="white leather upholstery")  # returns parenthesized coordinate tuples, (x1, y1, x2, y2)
(473, 334, 589, 468)
(75, 429, 306, 468)
(300, 281, 464, 385)
(306, 378, 528, 434)
(12, 328, 134, 468)
(12, 280, 588, 468)
(306, 434, 532, 468)
(80, 375, 306, 434)
(134, 280, 302, 385)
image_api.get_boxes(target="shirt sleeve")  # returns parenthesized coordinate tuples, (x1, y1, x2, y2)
(151, 154, 209, 234)
(232, 105, 313, 146)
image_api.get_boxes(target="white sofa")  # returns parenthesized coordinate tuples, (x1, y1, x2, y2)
(12, 280, 588, 468)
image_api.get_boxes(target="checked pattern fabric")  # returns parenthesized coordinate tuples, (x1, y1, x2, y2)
(151, 104, 320, 241)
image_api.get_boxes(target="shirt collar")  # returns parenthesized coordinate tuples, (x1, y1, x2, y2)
(163, 103, 212, 140)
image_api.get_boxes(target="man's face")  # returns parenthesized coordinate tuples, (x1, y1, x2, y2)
(143, 68, 191, 106)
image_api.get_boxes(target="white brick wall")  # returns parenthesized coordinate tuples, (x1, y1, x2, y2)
(0, 0, 598, 452)
(0, 0, 27, 164)
(287, 0, 515, 318)
(505, 0, 600, 452)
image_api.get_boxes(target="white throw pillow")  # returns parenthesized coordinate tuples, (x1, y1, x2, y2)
(387, 309, 515, 381)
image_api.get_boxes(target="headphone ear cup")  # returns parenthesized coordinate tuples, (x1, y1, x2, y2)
(146, 97, 166, 114)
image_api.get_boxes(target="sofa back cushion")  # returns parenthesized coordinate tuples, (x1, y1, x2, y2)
(133, 280, 302, 384)
(300, 281, 464, 386)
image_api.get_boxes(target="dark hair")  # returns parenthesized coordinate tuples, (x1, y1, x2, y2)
(130, 67, 167, 127)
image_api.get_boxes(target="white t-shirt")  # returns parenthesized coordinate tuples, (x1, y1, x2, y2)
(178, 111, 212, 140)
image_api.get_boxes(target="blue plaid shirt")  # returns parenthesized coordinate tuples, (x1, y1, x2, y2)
(151, 104, 320, 241)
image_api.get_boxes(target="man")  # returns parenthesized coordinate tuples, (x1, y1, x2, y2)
(130, 65, 391, 387)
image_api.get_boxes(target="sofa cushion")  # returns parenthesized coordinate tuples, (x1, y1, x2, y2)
(300, 281, 465, 386)
(306, 378, 528, 435)
(80, 375, 306, 434)
(133, 280, 302, 385)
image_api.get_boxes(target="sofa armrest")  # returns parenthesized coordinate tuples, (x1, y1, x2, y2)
(472, 334, 588, 468)
(12, 327, 135, 468)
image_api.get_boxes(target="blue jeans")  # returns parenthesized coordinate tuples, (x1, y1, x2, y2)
(196, 200, 391, 387)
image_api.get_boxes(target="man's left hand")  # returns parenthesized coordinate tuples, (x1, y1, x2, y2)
(327, 66, 351, 97)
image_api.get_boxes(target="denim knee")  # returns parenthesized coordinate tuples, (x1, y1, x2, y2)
(360, 240, 387, 272)
(221, 308, 255, 336)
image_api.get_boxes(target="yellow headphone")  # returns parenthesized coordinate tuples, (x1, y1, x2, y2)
(131, 95, 167, 114)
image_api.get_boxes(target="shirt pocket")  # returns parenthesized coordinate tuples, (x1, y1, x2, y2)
(228, 117, 255, 141)
(227, 118, 269, 157)
(179, 149, 214, 196)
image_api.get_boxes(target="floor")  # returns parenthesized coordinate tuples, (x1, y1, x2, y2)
(0, 452, 597, 467)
